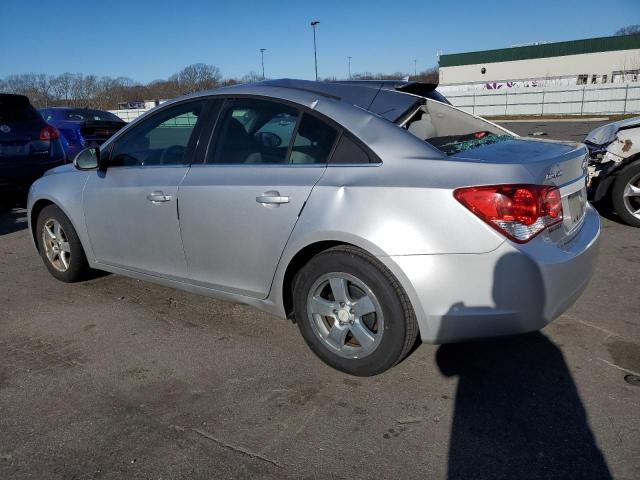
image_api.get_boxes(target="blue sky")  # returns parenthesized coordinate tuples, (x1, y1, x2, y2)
(1, 0, 638, 82)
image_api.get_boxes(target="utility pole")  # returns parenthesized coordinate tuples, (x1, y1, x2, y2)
(311, 21, 320, 81)
(260, 48, 266, 80)
(348, 56, 352, 80)
(414, 59, 417, 77)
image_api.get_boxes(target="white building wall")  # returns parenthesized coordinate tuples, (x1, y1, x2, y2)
(439, 49, 640, 86)
(444, 82, 640, 117)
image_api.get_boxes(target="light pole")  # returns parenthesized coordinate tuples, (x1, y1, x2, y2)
(310, 21, 320, 81)
(413, 59, 417, 77)
(260, 48, 266, 80)
(348, 56, 352, 79)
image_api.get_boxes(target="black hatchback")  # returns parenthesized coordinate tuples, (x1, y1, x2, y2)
(0, 94, 66, 192)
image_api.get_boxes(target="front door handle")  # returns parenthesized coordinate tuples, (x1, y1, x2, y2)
(256, 191, 289, 205)
(147, 191, 172, 203)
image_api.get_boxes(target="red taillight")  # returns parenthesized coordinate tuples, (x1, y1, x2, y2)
(454, 184, 563, 243)
(39, 125, 59, 141)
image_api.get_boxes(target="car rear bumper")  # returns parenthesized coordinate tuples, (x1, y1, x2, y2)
(381, 204, 600, 344)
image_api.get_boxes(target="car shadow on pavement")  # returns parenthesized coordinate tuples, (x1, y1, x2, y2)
(435, 252, 612, 480)
(0, 204, 28, 236)
(591, 201, 629, 227)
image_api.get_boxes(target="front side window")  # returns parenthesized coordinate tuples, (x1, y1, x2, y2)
(110, 100, 205, 167)
(208, 100, 298, 164)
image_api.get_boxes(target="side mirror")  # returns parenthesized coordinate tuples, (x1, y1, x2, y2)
(73, 147, 100, 170)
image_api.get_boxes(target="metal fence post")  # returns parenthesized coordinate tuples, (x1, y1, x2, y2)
(623, 83, 629, 114)
(580, 86, 585, 116)
(505, 90, 508, 117)
(541, 88, 545, 116)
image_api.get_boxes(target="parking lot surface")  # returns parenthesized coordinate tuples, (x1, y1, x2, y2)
(1, 120, 639, 479)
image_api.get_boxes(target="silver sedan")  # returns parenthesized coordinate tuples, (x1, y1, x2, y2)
(27, 79, 600, 376)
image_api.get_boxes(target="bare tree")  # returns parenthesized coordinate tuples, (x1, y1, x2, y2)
(238, 71, 261, 84)
(1, 63, 442, 111)
(51, 73, 76, 105)
(615, 25, 640, 36)
(171, 63, 222, 94)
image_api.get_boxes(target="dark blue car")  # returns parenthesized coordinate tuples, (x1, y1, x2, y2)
(0, 94, 67, 192)
(40, 107, 126, 158)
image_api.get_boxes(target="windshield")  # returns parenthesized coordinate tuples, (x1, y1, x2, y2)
(63, 109, 122, 122)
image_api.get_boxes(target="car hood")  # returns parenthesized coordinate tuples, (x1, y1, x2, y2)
(584, 116, 640, 145)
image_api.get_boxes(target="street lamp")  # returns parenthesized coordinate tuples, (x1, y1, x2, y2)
(310, 21, 320, 81)
(260, 48, 266, 80)
(348, 56, 352, 80)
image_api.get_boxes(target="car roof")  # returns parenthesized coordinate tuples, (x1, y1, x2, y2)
(182, 79, 427, 123)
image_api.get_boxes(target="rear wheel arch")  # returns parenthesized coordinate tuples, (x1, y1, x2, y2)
(282, 241, 348, 319)
(290, 243, 420, 375)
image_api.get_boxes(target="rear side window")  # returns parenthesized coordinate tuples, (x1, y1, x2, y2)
(329, 135, 374, 164)
(63, 109, 122, 122)
(208, 100, 299, 165)
(0, 96, 39, 122)
(290, 114, 338, 164)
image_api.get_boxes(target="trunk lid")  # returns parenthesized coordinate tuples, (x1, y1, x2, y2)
(80, 120, 125, 145)
(451, 137, 589, 242)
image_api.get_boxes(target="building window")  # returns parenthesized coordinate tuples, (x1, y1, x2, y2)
(577, 75, 588, 85)
(602, 74, 608, 83)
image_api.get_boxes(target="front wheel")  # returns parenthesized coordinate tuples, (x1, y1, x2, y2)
(36, 204, 91, 282)
(611, 162, 640, 227)
(292, 246, 418, 376)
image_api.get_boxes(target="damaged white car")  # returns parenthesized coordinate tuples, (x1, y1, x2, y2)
(585, 117, 640, 227)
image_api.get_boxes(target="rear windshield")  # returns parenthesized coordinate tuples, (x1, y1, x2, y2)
(63, 109, 122, 122)
(0, 96, 40, 122)
(427, 132, 512, 155)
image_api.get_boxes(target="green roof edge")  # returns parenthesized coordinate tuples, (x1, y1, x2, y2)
(439, 34, 640, 67)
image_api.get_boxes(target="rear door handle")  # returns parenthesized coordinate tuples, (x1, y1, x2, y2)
(256, 192, 289, 205)
(147, 191, 172, 203)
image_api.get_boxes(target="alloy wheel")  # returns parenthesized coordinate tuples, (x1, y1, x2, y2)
(623, 172, 640, 220)
(42, 219, 71, 272)
(307, 272, 384, 359)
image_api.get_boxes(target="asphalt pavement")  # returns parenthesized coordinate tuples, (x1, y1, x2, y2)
(0, 120, 638, 479)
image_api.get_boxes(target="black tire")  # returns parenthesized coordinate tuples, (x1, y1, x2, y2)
(292, 245, 419, 376)
(611, 161, 640, 228)
(36, 204, 90, 282)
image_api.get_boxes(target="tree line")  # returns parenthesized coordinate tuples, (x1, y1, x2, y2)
(0, 63, 439, 110)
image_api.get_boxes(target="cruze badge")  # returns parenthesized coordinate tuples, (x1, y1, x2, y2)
(0, 125, 10, 133)
(545, 169, 563, 181)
